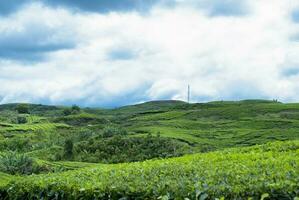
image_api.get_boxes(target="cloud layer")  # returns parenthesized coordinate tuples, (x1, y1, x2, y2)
(0, 0, 299, 107)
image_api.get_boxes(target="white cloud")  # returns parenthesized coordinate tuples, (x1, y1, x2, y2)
(0, 0, 299, 106)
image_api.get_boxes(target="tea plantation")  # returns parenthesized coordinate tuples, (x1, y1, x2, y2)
(0, 100, 299, 199)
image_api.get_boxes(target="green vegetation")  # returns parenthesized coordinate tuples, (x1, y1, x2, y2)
(0, 152, 35, 175)
(15, 104, 30, 114)
(74, 134, 189, 163)
(102, 125, 128, 138)
(63, 139, 74, 159)
(0, 100, 298, 199)
(0, 152, 49, 175)
(1, 141, 298, 199)
(62, 104, 81, 116)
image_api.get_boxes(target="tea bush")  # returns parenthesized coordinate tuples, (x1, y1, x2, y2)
(1, 140, 298, 199)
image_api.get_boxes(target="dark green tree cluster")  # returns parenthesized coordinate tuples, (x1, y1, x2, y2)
(63, 139, 74, 159)
(102, 126, 128, 138)
(73, 135, 189, 163)
(15, 104, 30, 114)
(16, 116, 27, 124)
(62, 105, 81, 116)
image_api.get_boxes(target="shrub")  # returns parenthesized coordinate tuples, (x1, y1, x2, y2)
(15, 104, 29, 114)
(16, 116, 27, 124)
(62, 105, 80, 116)
(0, 138, 32, 152)
(102, 126, 127, 138)
(74, 135, 190, 163)
(62, 108, 72, 116)
(63, 139, 74, 159)
(71, 105, 81, 113)
(0, 152, 34, 175)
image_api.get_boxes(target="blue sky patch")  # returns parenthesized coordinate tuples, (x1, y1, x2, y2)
(292, 9, 299, 23)
(107, 48, 138, 61)
(207, 0, 247, 17)
(282, 67, 299, 77)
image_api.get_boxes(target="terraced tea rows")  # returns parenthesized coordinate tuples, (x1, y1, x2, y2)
(0, 100, 299, 199)
(1, 140, 298, 199)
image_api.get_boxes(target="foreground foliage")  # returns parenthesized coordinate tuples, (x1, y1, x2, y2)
(0, 140, 298, 199)
(73, 134, 190, 163)
(0, 152, 47, 175)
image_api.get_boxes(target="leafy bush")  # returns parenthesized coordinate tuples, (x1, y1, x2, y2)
(1, 141, 299, 199)
(15, 104, 30, 114)
(63, 139, 74, 159)
(54, 113, 107, 126)
(74, 135, 190, 163)
(0, 138, 32, 152)
(62, 108, 72, 116)
(16, 116, 27, 124)
(102, 126, 127, 138)
(0, 152, 35, 175)
(71, 105, 81, 113)
(62, 105, 80, 116)
(0, 152, 52, 175)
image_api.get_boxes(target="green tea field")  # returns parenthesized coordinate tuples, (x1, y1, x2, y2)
(0, 100, 298, 199)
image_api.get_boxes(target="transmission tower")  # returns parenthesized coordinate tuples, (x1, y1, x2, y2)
(187, 85, 190, 103)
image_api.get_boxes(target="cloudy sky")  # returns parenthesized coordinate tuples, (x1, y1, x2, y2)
(0, 0, 299, 107)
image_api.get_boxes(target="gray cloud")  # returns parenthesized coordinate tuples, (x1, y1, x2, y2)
(163, 0, 249, 17)
(0, 0, 32, 16)
(41, 0, 159, 14)
(0, 0, 159, 18)
(0, 21, 75, 62)
(0, 0, 248, 17)
(0, 1, 298, 107)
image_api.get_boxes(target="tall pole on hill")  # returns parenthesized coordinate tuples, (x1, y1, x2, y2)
(188, 85, 191, 103)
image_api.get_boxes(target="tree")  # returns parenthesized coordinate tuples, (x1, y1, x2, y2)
(16, 104, 29, 114)
(17, 116, 27, 124)
(64, 139, 74, 159)
(62, 108, 72, 116)
(71, 105, 81, 113)
(62, 105, 80, 116)
(102, 126, 128, 138)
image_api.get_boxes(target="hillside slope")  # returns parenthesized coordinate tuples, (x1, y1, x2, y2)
(1, 140, 298, 199)
(0, 100, 299, 199)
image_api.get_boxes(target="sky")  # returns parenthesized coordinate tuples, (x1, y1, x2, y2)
(0, 0, 299, 107)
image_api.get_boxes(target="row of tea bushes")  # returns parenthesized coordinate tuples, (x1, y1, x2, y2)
(0, 140, 298, 199)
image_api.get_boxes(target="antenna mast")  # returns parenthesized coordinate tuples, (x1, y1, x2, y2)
(187, 85, 190, 103)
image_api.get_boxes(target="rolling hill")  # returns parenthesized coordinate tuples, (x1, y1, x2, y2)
(0, 100, 299, 199)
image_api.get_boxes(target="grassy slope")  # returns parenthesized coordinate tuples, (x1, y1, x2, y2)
(1, 140, 298, 199)
(1, 100, 299, 152)
(1, 100, 299, 198)
(122, 100, 299, 151)
(2, 100, 299, 154)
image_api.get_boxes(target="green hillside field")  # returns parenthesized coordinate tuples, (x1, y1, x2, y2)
(0, 100, 299, 199)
